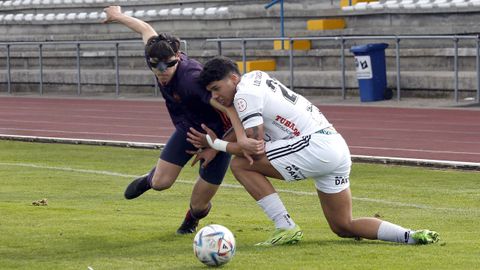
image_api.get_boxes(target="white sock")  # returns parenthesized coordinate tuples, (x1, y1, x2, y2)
(256, 193, 295, 230)
(377, 221, 416, 244)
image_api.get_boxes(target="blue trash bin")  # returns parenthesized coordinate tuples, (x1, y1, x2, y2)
(350, 43, 389, 102)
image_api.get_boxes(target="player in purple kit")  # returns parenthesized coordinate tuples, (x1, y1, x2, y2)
(103, 6, 232, 234)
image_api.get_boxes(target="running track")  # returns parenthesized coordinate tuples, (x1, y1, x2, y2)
(1, 96, 479, 165)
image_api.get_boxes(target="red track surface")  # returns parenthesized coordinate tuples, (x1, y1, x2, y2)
(1, 96, 479, 164)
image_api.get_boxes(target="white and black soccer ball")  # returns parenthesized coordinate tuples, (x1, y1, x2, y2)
(193, 224, 236, 267)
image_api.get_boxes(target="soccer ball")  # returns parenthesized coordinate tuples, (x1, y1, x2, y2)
(193, 224, 236, 267)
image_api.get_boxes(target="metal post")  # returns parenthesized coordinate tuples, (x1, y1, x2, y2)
(76, 43, 81, 95)
(340, 38, 346, 100)
(395, 37, 401, 101)
(182, 40, 188, 55)
(289, 38, 294, 91)
(454, 37, 459, 102)
(280, 0, 285, 50)
(241, 39, 247, 75)
(154, 75, 159, 96)
(476, 35, 480, 103)
(38, 44, 43, 95)
(6, 44, 11, 94)
(217, 41, 222, 56)
(115, 42, 120, 96)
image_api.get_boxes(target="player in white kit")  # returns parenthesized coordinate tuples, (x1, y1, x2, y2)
(191, 56, 439, 246)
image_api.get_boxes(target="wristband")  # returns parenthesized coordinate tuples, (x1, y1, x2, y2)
(206, 134, 229, 152)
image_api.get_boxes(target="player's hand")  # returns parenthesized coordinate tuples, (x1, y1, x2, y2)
(186, 148, 218, 168)
(186, 127, 209, 149)
(238, 137, 264, 155)
(102, 5, 122, 23)
(201, 124, 219, 142)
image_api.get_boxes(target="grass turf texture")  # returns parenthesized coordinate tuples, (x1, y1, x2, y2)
(0, 140, 479, 270)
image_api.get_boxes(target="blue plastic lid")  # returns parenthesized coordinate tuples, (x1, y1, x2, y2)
(350, 43, 389, 53)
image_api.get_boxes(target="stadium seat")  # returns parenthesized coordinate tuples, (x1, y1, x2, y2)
(170, 8, 181, 15)
(353, 2, 368, 10)
(84, 0, 94, 3)
(24, 13, 34, 21)
(13, 13, 24, 21)
(194, 7, 205, 16)
(88, 12, 100, 20)
(52, 0, 62, 4)
(73, 0, 83, 3)
(3, 14, 14, 21)
(95, 0, 105, 3)
(76, 12, 87, 20)
(217, 7, 229, 14)
(63, 0, 73, 3)
(436, 0, 452, 7)
(133, 10, 145, 17)
(146, 9, 157, 17)
(158, 9, 169, 16)
(452, 0, 469, 6)
(205, 7, 218, 15)
(341, 5, 355, 11)
(182, 8, 193, 16)
(42, 0, 51, 5)
(99, 12, 106, 19)
(45, 13, 56, 21)
(34, 13, 45, 21)
(12, 0, 22, 6)
(123, 10, 133, 16)
(472, 0, 480, 6)
(385, 0, 401, 8)
(0, 15, 4, 21)
(418, 0, 434, 8)
(66, 12, 77, 20)
(368, 1, 385, 9)
(55, 13, 66, 20)
(22, 0, 32, 5)
(31, 0, 41, 5)
(2, 1, 13, 7)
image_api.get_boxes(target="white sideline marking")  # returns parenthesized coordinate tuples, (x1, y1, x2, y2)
(351, 145, 480, 156)
(0, 162, 477, 214)
(2, 134, 479, 170)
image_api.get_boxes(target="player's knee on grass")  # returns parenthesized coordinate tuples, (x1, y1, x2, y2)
(329, 223, 356, 238)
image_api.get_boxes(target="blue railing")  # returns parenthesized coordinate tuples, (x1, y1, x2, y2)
(265, 0, 285, 49)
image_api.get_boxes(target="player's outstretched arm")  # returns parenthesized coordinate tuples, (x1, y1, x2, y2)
(102, 5, 157, 45)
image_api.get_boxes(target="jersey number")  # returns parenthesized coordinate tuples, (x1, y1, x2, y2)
(266, 79, 298, 104)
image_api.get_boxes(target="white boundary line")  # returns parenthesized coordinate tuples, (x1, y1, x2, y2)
(1, 134, 479, 170)
(0, 162, 476, 214)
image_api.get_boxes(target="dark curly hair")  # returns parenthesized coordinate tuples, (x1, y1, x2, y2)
(145, 33, 181, 62)
(198, 56, 240, 88)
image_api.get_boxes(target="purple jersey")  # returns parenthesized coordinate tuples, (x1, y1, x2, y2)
(147, 53, 230, 136)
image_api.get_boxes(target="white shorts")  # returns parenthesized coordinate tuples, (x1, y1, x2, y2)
(265, 131, 351, 194)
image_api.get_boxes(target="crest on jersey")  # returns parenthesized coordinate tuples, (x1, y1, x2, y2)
(235, 98, 247, 112)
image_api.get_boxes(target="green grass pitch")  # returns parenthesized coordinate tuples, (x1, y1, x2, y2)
(0, 140, 479, 269)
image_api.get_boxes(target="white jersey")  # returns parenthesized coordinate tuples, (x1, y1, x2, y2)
(234, 71, 332, 142)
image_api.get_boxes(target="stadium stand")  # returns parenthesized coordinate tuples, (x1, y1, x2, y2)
(0, 0, 479, 99)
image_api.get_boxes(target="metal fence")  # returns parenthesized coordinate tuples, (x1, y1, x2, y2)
(207, 35, 480, 103)
(0, 39, 187, 96)
(2, 36, 479, 103)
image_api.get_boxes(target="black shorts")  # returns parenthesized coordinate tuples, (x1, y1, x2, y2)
(160, 129, 231, 185)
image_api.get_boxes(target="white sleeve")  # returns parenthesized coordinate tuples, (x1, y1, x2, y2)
(234, 92, 263, 129)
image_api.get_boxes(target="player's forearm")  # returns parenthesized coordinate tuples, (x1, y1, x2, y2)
(113, 14, 157, 44)
(222, 127, 237, 142)
(210, 99, 246, 141)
